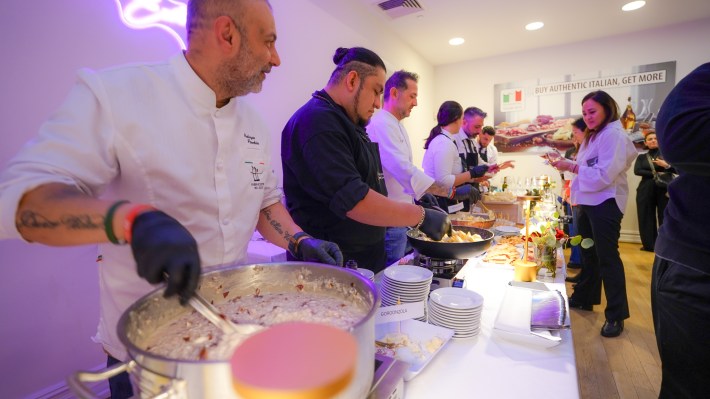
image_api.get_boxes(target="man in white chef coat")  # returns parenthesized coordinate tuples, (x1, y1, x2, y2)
(0, 1, 341, 398)
(366, 70, 449, 266)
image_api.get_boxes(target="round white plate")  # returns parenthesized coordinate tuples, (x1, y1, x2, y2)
(354, 268, 375, 280)
(384, 265, 433, 283)
(430, 288, 484, 310)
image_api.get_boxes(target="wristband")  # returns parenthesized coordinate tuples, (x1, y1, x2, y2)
(288, 231, 310, 258)
(414, 206, 426, 229)
(123, 204, 156, 244)
(104, 200, 129, 245)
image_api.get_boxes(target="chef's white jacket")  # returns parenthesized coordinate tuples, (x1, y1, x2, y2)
(0, 53, 282, 360)
(422, 128, 462, 190)
(366, 110, 433, 203)
(571, 120, 637, 212)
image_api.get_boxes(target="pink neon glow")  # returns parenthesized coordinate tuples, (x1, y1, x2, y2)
(114, 0, 187, 49)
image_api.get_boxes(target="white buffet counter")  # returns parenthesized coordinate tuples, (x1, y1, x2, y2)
(246, 234, 579, 399)
(403, 256, 579, 399)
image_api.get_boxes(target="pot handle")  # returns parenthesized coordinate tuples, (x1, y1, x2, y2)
(68, 360, 185, 399)
(67, 360, 134, 399)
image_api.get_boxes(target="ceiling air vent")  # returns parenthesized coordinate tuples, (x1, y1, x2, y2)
(376, 0, 424, 19)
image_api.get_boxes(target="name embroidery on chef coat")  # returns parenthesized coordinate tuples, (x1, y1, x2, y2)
(242, 132, 266, 189)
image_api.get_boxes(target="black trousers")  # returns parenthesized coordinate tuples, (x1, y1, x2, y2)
(636, 178, 668, 251)
(652, 257, 710, 398)
(571, 198, 630, 321)
(107, 355, 133, 399)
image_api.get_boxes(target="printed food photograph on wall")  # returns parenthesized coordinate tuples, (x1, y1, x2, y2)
(492, 61, 676, 154)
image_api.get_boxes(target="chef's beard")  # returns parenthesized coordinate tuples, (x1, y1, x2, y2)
(352, 83, 370, 128)
(216, 41, 269, 98)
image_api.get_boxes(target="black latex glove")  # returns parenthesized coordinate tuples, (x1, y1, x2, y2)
(295, 236, 344, 266)
(453, 184, 482, 204)
(417, 193, 439, 209)
(419, 208, 451, 241)
(469, 165, 490, 179)
(130, 210, 201, 305)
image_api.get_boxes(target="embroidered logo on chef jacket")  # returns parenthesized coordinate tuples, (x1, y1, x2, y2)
(587, 157, 599, 167)
(246, 161, 265, 184)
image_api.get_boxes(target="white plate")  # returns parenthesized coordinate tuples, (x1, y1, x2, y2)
(375, 319, 454, 381)
(430, 287, 484, 310)
(353, 268, 375, 280)
(428, 300, 482, 314)
(494, 225, 522, 234)
(384, 265, 433, 283)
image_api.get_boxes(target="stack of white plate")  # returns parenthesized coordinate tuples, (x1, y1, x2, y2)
(428, 287, 484, 339)
(380, 265, 433, 322)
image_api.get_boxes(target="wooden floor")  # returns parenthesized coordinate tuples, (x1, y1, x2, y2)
(566, 242, 662, 399)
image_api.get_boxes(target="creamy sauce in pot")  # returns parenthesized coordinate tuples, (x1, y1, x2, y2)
(144, 291, 368, 361)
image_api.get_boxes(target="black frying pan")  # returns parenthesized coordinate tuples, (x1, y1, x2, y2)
(407, 226, 494, 259)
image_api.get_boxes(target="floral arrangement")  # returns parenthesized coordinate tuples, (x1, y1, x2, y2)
(526, 215, 594, 276)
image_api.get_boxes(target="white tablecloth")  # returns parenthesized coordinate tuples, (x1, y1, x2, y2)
(404, 254, 579, 399)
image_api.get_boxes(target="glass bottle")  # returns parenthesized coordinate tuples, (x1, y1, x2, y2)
(502, 176, 508, 192)
(621, 96, 636, 132)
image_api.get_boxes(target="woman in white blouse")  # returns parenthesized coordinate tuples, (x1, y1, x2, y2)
(550, 90, 638, 338)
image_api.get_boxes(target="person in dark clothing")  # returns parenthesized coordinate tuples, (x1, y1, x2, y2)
(633, 132, 672, 252)
(562, 118, 586, 275)
(281, 47, 450, 274)
(651, 62, 710, 399)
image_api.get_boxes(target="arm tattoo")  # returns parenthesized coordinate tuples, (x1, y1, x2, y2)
(17, 210, 102, 231)
(260, 207, 294, 242)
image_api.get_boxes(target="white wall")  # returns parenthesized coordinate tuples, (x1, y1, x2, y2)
(430, 18, 710, 241)
(0, 0, 433, 397)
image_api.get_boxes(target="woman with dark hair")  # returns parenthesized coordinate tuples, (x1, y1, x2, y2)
(550, 90, 638, 338)
(633, 131, 672, 252)
(422, 101, 511, 212)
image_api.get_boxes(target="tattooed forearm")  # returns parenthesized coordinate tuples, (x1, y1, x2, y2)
(17, 210, 102, 231)
(260, 207, 294, 241)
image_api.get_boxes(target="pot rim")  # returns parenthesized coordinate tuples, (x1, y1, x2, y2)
(117, 262, 380, 364)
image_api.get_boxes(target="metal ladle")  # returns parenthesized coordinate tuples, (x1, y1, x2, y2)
(164, 272, 263, 336)
(188, 291, 264, 336)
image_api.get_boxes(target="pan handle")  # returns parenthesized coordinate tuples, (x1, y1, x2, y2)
(67, 360, 133, 399)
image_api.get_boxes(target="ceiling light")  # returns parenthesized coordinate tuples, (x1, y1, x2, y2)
(622, 1, 646, 11)
(525, 21, 544, 31)
(448, 37, 465, 46)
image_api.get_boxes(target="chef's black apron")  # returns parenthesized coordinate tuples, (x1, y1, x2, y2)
(434, 134, 475, 213)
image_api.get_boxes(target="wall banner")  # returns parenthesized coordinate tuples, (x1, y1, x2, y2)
(492, 61, 676, 154)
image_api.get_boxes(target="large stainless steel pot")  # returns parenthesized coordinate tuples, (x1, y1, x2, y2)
(69, 262, 379, 399)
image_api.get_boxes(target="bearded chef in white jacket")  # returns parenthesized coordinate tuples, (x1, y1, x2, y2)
(0, 1, 341, 398)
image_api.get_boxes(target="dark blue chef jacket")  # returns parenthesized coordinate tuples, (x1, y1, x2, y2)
(281, 90, 388, 272)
